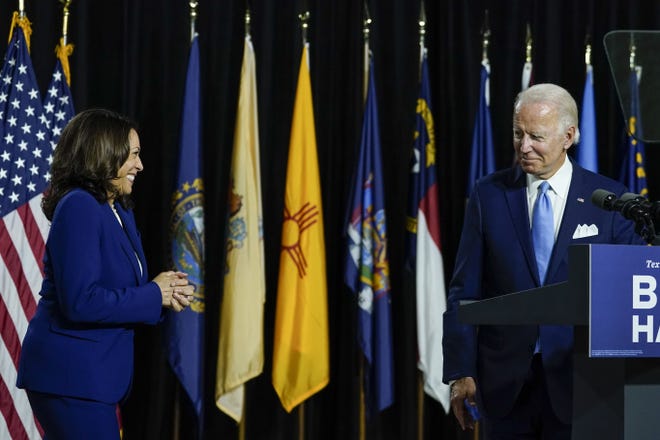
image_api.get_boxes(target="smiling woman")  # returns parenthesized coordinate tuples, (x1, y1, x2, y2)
(15, 109, 195, 439)
(111, 129, 143, 200)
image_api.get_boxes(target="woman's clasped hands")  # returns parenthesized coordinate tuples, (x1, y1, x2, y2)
(153, 271, 195, 312)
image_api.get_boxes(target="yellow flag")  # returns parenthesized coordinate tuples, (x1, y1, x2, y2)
(216, 35, 265, 422)
(272, 44, 329, 412)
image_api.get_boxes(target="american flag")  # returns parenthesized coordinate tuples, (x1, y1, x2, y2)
(0, 21, 54, 440)
(41, 42, 74, 147)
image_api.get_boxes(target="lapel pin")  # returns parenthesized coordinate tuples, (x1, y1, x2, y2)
(577, 197, 584, 203)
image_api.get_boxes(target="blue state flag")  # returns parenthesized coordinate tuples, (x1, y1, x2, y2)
(344, 57, 394, 414)
(576, 65, 598, 172)
(619, 69, 647, 196)
(165, 34, 205, 431)
(467, 61, 495, 196)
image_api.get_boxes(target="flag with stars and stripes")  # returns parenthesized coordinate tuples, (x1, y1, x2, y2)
(42, 38, 75, 149)
(0, 14, 52, 440)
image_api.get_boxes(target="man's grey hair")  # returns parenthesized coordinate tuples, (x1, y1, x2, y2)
(513, 83, 581, 145)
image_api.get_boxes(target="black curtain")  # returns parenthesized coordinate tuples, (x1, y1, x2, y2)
(4, 0, 660, 438)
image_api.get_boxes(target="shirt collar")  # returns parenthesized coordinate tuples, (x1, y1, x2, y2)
(526, 155, 572, 198)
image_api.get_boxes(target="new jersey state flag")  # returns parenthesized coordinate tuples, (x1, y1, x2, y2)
(272, 44, 329, 413)
(216, 35, 265, 423)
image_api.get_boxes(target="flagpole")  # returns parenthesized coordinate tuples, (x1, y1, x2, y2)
(297, 12, 310, 439)
(189, 1, 198, 42)
(236, 12, 252, 440)
(358, 6, 371, 440)
(362, 2, 371, 102)
(236, 14, 252, 440)
(171, 4, 198, 440)
(59, 0, 72, 46)
(18, 0, 24, 17)
(416, 4, 427, 440)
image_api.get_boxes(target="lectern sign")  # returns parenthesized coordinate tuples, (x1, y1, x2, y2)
(590, 244, 660, 357)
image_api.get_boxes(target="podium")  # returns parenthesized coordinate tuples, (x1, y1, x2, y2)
(459, 244, 660, 440)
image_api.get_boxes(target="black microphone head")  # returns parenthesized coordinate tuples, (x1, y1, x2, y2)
(620, 192, 650, 208)
(620, 192, 643, 202)
(591, 189, 617, 210)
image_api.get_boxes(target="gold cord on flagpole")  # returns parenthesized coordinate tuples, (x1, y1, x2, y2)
(189, 1, 198, 42)
(480, 9, 490, 63)
(8, 11, 32, 50)
(57, 0, 74, 86)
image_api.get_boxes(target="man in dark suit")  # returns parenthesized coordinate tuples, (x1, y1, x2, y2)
(442, 83, 645, 439)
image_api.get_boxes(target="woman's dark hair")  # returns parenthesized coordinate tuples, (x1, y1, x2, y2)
(42, 108, 138, 220)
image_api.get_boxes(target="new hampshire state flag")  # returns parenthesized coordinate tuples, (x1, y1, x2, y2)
(272, 44, 329, 413)
(344, 56, 394, 413)
(165, 33, 205, 430)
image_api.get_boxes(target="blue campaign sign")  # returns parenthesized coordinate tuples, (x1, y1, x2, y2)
(590, 244, 660, 357)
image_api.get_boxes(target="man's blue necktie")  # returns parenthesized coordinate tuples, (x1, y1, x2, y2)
(533, 181, 554, 355)
(532, 181, 554, 285)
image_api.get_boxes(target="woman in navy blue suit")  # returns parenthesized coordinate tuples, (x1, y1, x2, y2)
(17, 109, 194, 439)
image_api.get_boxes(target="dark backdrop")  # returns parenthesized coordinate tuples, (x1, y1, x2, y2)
(3, 1, 660, 439)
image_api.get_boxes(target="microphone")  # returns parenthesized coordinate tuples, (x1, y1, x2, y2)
(590, 189, 650, 223)
(621, 192, 660, 221)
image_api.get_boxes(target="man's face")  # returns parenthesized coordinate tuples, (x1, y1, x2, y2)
(513, 102, 575, 179)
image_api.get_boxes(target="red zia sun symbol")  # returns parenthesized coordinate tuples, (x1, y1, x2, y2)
(282, 202, 319, 278)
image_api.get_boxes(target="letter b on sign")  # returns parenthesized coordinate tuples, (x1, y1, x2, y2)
(633, 275, 658, 309)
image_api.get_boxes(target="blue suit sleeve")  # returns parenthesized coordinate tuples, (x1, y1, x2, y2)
(48, 192, 162, 324)
(443, 187, 482, 382)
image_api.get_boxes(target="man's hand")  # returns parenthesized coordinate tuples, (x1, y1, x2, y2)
(450, 377, 478, 430)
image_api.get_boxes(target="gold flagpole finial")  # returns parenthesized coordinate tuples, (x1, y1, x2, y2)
(245, 9, 251, 37)
(59, 0, 73, 46)
(584, 34, 592, 67)
(362, 2, 371, 101)
(363, 1, 371, 44)
(525, 23, 532, 63)
(299, 11, 310, 45)
(629, 33, 636, 71)
(189, 1, 198, 42)
(418, 0, 427, 49)
(480, 10, 490, 62)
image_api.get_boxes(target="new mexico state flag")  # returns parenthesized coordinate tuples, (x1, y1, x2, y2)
(272, 44, 329, 413)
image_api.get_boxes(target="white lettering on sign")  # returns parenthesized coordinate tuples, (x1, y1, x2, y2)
(632, 275, 657, 309)
(646, 260, 660, 269)
(632, 315, 660, 342)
